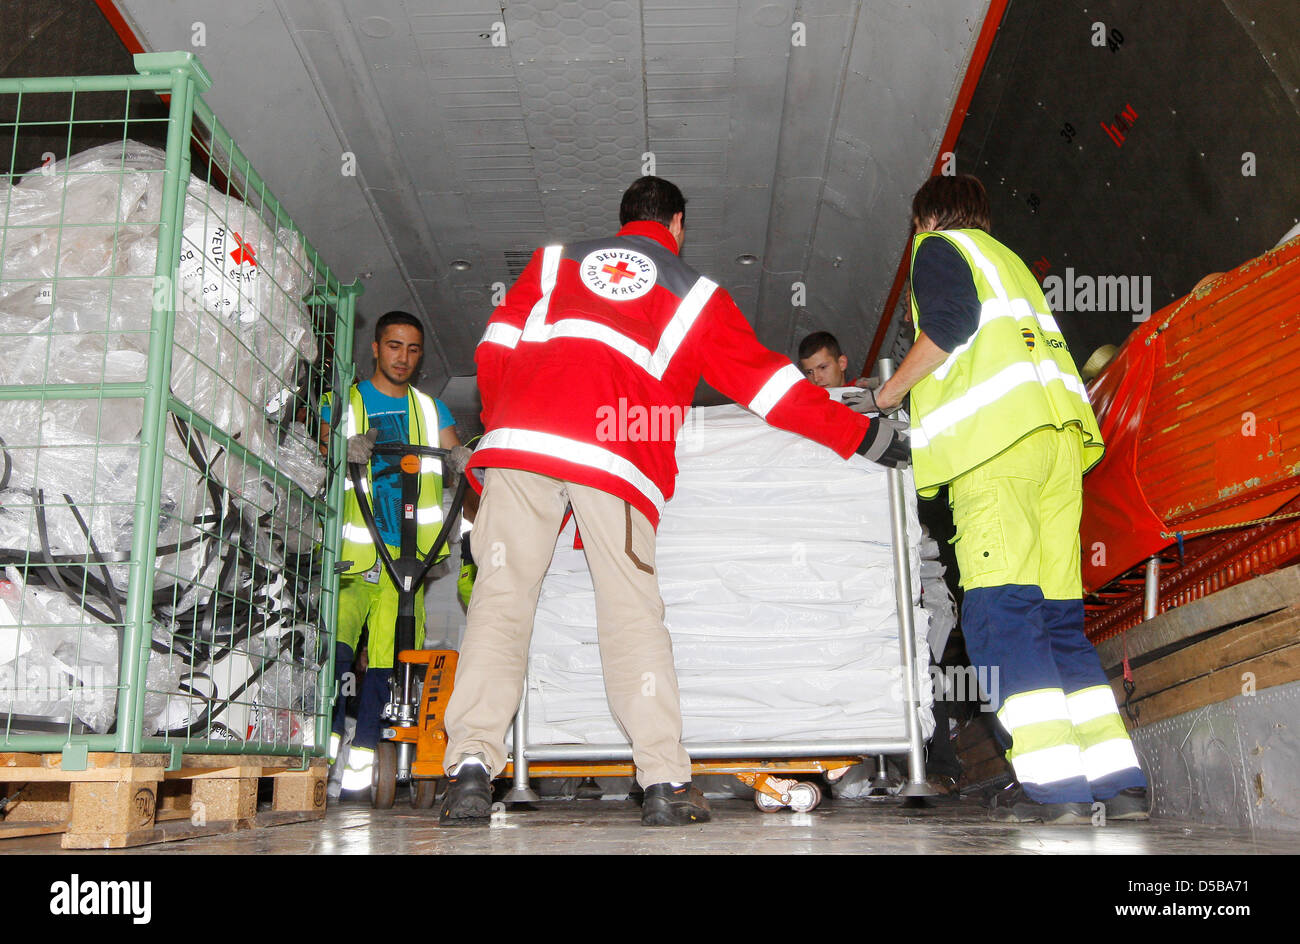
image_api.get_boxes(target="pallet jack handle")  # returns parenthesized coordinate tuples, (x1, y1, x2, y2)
(346, 444, 470, 653)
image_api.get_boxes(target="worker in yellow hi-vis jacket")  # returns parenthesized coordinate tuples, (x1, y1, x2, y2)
(863, 174, 1148, 825)
(320, 310, 469, 793)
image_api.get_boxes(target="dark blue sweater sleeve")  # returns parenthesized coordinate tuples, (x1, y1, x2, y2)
(911, 237, 981, 354)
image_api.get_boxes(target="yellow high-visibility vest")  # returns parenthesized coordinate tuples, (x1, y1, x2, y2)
(908, 229, 1104, 498)
(325, 384, 445, 574)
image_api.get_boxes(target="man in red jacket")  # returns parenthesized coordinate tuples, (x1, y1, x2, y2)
(440, 176, 907, 826)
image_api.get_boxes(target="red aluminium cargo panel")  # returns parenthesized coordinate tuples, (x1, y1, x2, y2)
(1082, 235, 1300, 596)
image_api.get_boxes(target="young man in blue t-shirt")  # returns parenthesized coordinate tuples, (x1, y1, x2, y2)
(320, 310, 465, 794)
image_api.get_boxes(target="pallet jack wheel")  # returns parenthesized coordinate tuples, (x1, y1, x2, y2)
(371, 741, 397, 809)
(754, 789, 785, 813)
(410, 777, 440, 810)
(788, 781, 822, 813)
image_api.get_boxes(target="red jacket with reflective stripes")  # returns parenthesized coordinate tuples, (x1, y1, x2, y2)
(469, 221, 870, 527)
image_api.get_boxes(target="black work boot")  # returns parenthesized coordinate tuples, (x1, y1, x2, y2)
(439, 759, 493, 826)
(989, 784, 1091, 825)
(641, 782, 711, 826)
(1103, 787, 1151, 821)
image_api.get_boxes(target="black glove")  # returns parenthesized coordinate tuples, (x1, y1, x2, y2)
(856, 417, 910, 469)
(842, 387, 901, 416)
(346, 428, 378, 464)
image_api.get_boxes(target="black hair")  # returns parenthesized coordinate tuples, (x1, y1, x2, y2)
(374, 310, 424, 344)
(619, 176, 687, 227)
(911, 174, 991, 233)
(798, 331, 843, 361)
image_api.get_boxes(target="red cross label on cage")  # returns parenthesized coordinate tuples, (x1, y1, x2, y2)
(178, 221, 264, 324)
(580, 247, 657, 300)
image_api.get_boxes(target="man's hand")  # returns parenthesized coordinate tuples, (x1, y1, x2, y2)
(347, 428, 378, 464)
(446, 445, 473, 477)
(856, 417, 910, 469)
(842, 387, 901, 416)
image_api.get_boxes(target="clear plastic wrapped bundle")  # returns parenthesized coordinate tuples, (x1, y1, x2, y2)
(0, 566, 120, 733)
(0, 137, 330, 746)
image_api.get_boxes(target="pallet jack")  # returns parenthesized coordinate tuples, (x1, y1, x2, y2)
(348, 448, 884, 814)
(345, 442, 468, 809)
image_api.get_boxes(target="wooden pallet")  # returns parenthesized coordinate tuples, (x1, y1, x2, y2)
(0, 752, 327, 849)
(1109, 604, 1300, 729)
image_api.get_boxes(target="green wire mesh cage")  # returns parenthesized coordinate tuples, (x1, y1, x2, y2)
(0, 52, 358, 759)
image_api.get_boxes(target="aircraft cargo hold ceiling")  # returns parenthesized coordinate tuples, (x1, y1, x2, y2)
(106, 0, 989, 410)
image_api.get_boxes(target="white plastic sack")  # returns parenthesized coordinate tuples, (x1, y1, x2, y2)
(520, 400, 935, 750)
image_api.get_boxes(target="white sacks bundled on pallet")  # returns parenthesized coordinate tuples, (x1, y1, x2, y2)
(521, 400, 935, 747)
(0, 141, 327, 737)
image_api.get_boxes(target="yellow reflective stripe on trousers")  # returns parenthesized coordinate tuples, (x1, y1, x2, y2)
(748, 363, 805, 418)
(477, 427, 666, 513)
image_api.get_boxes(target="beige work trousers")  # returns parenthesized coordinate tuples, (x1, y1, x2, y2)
(443, 468, 691, 787)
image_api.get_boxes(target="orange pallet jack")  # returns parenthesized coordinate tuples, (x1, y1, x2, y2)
(388, 647, 859, 813)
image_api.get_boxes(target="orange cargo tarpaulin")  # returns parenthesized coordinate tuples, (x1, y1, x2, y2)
(1081, 236, 1300, 594)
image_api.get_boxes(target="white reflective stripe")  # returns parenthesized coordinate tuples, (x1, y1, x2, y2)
(420, 457, 443, 475)
(1009, 742, 1087, 786)
(519, 253, 714, 381)
(341, 747, 374, 791)
(525, 316, 656, 372)
(416, 506, 443, 525)
(343, 400, 358, 438)
(748, 363, 805, 419)
(477, 427, 666, 512)
(481, 322, 522, 349)
(946, 231, 1011, 304)
(342, 523, 375, 543)
(932, 231, 1062, 380)
(997, 689, 1071, 732)
(648, 276, 716, 378)
(521, 245, 563, 339)
(1081, 737, 1141, 781)
(329, 732, 341, 762)
(1066, 686, 1122, 726)
(932, 297, 1038, 381)
(342, 477, 370, 494)
(412, 389, 440, 445)
(911, 359, 1091, 449)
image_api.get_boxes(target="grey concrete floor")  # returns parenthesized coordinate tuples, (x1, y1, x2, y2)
(6, 794, 1300, 854)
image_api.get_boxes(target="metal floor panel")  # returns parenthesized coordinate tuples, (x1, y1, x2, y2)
(1132, 679, 1300, 835)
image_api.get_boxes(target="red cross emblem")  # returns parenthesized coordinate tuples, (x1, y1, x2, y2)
(601, 260, 635, 284)
(229, 231, 258, 267)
